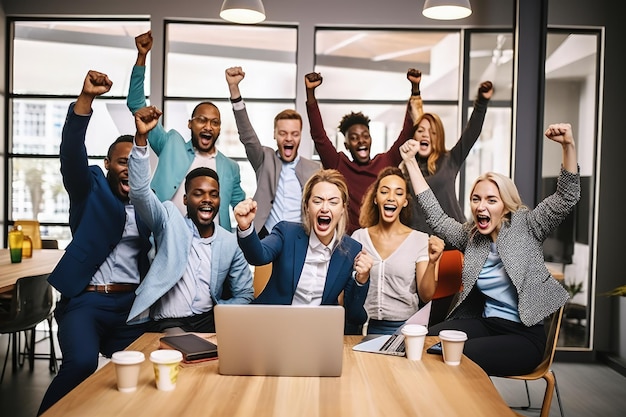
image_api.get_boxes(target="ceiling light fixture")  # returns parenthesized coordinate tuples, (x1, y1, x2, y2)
(422, 0, 472, 20)
(220, 0, 266, 24)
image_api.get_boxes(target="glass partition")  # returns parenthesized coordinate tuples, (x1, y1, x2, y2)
(542, 30, 601, 350)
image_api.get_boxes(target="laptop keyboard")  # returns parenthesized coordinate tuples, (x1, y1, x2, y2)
(378, 334, 406, 356)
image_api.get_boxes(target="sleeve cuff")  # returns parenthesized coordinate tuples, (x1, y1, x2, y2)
(237, 223, 255, 238)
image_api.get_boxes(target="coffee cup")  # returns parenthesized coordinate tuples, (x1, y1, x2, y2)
(438, 330, 468, 366)
(111, 351, 145, 393)
(150, 349, 183, 391)
(401, 324, 428, 360)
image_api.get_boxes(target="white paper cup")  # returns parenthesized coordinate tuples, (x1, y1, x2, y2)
(150, 349, 183, 391)
(401, 324, 428, 360)
(111, 351, 145, 393)
(439, 330, 468, 366)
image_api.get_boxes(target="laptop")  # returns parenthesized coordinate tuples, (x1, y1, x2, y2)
(214, 304, 345, 377)
(352, 301, 432, 356)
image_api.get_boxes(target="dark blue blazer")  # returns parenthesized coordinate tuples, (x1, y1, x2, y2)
(238, 221, 368, 325)
(48, 103, 151, 298)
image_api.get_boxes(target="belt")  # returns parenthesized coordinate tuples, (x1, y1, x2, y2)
(84, 284, 139, 294)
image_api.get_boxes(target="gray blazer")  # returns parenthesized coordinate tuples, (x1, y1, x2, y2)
(417, 167, 580, 326)
(233, 103, 321, 232)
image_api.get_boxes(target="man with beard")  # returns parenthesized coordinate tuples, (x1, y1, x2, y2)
(225, 66, 321, 239)
(127, 31, 245, 231)
(38, 70, 152, 416)
(126, 105, 254, 334)
(304, 69, 423, 234)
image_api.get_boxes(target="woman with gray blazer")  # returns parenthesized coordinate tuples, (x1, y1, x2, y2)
(400, 123, 579, 377)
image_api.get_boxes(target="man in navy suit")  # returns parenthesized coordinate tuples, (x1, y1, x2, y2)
(38, 70, 152, 416)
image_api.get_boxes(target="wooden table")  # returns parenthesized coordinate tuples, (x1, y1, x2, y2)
(41, 333, 516, 417)
(0, 249, 64, 293)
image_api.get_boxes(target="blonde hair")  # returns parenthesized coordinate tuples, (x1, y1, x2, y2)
(359, 167, 412, 228)
(301, 169, 349, 243)
(411, 112, 447, 175)
(468, 172, 527, 234)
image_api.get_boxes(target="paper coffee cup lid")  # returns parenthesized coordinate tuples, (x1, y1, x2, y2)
(438, 330, 468, 341)
(150, 349, 183, 364)
(111, 350, 145, 365)
(401, 324, 428, 336)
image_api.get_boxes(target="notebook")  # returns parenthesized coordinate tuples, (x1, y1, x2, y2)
(214, 304, 345, 377)
(352, 301, 432, 356)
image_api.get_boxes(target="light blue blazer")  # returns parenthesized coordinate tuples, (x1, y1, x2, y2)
(127, 65, 245, 230)
(238, 221, 368, 325)
(127, 147, 254, 324)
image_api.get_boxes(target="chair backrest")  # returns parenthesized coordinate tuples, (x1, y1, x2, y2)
(14, 219, 42, 249)
(536, 305, 565, 372)
(253, 263, 273, 298)
(433, 249, 464, 299)
(0, 274, 53, 333)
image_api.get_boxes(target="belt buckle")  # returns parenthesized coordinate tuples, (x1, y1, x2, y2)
(104, 284, 110, 294)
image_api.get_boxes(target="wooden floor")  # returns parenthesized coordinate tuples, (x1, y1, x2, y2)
(1, 329, 625, 417)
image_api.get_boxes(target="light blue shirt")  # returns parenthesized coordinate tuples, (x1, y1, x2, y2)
(90, 204, 143, 285)
(153, 217, 215, 319)
(264, 155, 302, 233)
(476, 243, 521, 323)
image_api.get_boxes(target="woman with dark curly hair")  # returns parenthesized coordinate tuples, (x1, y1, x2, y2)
(352, 166, 444, 335)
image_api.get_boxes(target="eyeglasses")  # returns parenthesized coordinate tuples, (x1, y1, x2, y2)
(190, 116, 221, 128)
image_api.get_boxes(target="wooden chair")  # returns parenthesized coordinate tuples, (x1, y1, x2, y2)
(428, 249, 463, 327)
(13, 219, 42, 249)
(253, 263, 272, 298)
(506, 306, 566, 417)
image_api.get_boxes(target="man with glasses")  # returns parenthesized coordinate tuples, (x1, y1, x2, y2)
(127, 31, 245, 231)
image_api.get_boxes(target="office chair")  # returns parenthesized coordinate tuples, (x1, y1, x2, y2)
(428, 249, 463, 327)
(0, 273, 57, 383)
(507, 305, 566, 417)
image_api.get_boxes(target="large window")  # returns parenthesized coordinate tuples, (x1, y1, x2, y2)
(314, 28, 514, 217)
(7, 19, 151, 247)
(164, 22, 298, 210)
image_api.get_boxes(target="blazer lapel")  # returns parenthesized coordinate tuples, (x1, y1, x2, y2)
(322, 239, 351, 303)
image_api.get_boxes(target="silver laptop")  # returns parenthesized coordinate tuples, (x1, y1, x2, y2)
(214, 304, 345, 377)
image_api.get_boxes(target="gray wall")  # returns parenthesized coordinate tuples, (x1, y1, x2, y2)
(0, 0, 621, 360)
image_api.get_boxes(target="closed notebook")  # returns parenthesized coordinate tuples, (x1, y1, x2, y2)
(159, 333, 218, 363)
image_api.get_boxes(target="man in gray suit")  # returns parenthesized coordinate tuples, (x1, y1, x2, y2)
(226, 66, 321, 239)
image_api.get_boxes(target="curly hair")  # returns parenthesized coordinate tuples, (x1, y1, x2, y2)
(359, 166, 412, 228)
(338, 111, 370, 136)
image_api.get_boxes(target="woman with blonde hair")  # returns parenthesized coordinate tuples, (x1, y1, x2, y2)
(234, 169, 373, 331)
(400, 123, 579, 376)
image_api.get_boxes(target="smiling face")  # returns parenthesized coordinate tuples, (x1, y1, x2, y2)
(470, 179, 509, 241)
(345, 124, 372, 165)
(184, 175, 220, 237)
(306, 181, 345, 246)
(104, 141, 133, 202)
(375, 174, 409, 225)
(413, 117, 436, 159)
(275, 118, 302, 162)
(188, 103, 221, 154)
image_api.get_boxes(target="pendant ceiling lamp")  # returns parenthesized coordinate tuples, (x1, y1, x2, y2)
(422, 0, 472, 20)
(220, 0, 266, 24)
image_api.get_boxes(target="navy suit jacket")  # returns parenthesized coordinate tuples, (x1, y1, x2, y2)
(48, 103, 151, 298)
(237, 221, 368, 325)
